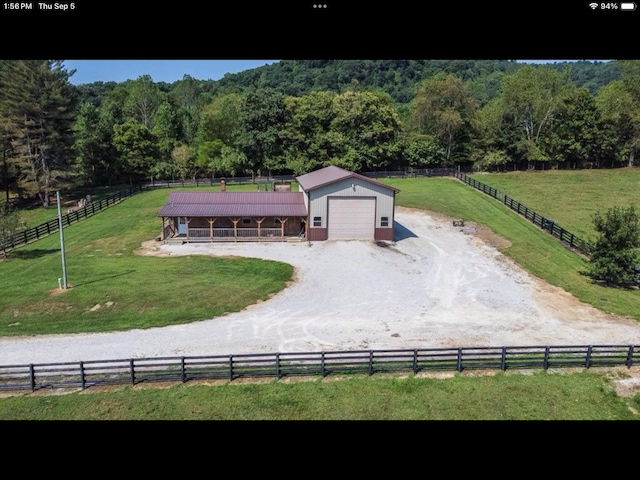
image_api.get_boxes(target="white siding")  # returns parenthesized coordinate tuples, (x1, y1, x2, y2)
(308, 177, 395, 228)
(328, 197, 376, 240)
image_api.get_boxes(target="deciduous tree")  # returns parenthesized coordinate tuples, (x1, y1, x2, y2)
(112, 119, 160, 183)
(589, 205, 640, 287)
(412, 74, 479, 165)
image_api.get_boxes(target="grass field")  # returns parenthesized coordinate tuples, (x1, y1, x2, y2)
(0, 369, 637, 420)
(466, 167, 640, 241)
(0, 183, 294, 336)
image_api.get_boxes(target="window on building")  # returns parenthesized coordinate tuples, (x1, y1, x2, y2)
(381, 216, 389, 227)
(313, 216, 321, 227)
(242, 217, 251, 225)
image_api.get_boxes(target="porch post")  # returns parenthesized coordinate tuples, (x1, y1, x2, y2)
(231, 218, 239, 241)
(208, 217, 216, 239)
(255, 217, 265, 238)
(279, 217, 287, 237)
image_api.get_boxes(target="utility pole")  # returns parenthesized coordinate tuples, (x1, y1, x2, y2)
(56, 191, 67, 289)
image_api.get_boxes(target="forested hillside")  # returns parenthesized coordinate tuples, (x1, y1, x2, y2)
(184, 60, 619, 104)
(0, 59, 637, 216)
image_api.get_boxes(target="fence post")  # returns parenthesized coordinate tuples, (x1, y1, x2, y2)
(626, 346, 635, 368)
(228, 355, 233, 381)
(413, 349, 418, 374)
(543, 347, 550, 369)
(321, 352, 326, 377)
(368, 351, 374, 376)
(181, 357, 186, 383)
(501, 347, 507, 371)
(276, 353, 281, 379)
(456, 348, 463, 372)
(80, 361, 86, 390)
(29, 364, 36, 392)
(129, 359, 135, 385)
(585, 345, 593, 368)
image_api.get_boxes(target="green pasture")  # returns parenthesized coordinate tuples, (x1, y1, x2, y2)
(466, 168, 640, 241)
(11, 184, 135, 229)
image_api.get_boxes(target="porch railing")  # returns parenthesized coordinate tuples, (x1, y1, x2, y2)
(186, 227, 287, 240)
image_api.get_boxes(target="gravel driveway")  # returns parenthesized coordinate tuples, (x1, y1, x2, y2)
(2, 206, 640, 365)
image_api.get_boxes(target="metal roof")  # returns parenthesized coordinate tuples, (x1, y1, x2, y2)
(158, 191, 307, 217)
(295, 165, 400, 193)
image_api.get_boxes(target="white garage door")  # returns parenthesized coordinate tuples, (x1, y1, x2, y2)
(328, 197, 376, 240)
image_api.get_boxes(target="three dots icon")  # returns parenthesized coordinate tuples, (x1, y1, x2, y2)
(313, 4, 328, 8)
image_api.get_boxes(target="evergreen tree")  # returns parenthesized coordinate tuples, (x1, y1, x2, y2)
(0, 60, 78, 206)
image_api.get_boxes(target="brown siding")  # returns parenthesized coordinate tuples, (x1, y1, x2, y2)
(374, 228, 394, 241)
(308, 227, 327, 241)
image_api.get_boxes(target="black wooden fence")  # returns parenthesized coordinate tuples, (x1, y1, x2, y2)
(0, 344, 636, 393)
(452, 171, 593, 256)
(362, 168, 455, 178)
(144, 175, 297, 189)
(0, 185, 144, 254)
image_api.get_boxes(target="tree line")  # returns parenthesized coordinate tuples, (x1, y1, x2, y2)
(1, 59, 639, 207)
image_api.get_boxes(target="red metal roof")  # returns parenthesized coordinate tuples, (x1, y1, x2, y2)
(295, 165, 400, 193)
(158, 191, 307, 217)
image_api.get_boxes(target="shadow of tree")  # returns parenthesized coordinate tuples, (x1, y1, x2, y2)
(10, 249, 59, 260)
(72, 270, 136, 288)
(393, 221, 418, 241)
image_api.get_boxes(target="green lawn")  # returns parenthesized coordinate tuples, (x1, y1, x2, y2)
(1, 369, 637, 420)
(0, 184, 294, 336)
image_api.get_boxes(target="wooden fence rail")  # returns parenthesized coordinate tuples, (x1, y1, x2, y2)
(0, 185, 144, 253)
(0, 344, 636, 393)
(143, 175, 297, 189)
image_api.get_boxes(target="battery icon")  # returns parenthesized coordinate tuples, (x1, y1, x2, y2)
(621, 2, 636, 9)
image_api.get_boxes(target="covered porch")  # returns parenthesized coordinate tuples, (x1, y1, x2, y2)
(157, 190, 309, 243)
(161, 215, 307, 242)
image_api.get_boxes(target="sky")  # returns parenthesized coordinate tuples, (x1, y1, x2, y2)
(63, 60, 281, 85)
(61, 59, 612, 86)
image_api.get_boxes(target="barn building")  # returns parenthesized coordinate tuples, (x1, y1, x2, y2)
(157, 165, 399, 243)
(297, 165, 399, 241)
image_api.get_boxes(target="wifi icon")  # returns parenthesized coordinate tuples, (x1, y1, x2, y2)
(589, 2, 599, 8)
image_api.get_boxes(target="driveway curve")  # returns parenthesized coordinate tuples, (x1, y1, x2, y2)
(2, 206, 640, 365)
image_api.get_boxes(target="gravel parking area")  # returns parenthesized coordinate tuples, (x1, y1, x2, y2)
(2, 206, 640, 365)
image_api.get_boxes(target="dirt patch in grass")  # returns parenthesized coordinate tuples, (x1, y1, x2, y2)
(135, 239, 171, 256)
